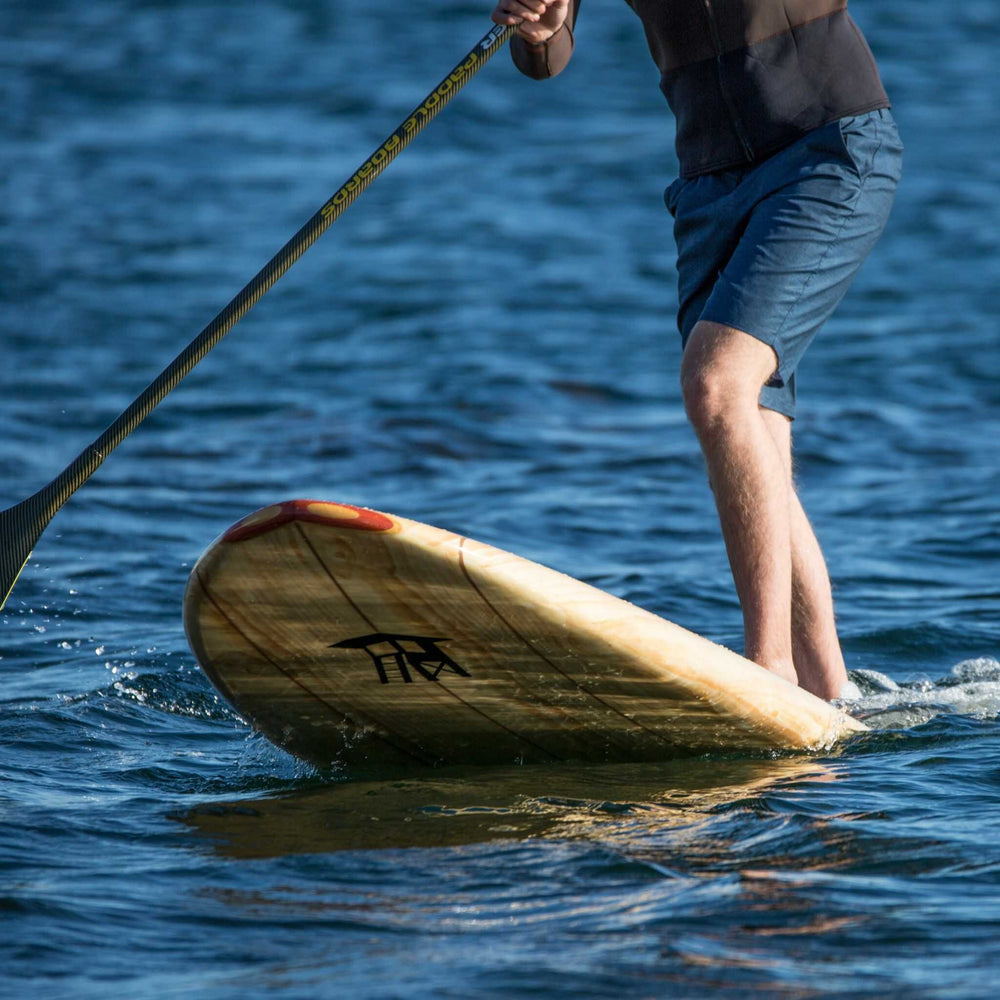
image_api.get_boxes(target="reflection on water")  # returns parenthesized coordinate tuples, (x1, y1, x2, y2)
(178, 755, 840, 856)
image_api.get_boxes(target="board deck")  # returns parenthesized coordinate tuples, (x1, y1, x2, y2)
(183, 500, 866, 771)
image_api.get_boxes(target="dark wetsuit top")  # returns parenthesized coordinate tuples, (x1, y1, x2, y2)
(511, 1, 889, 177)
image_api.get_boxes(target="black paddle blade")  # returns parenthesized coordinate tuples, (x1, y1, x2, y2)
(0, 493, 51, 611)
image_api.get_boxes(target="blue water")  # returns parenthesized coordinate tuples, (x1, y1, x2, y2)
(2, 0, 998, 996)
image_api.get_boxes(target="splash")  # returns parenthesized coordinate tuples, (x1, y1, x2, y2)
(839, 657, 1000, 728)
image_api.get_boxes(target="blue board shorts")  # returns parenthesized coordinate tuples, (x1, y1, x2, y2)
(665, 109, 903, 418)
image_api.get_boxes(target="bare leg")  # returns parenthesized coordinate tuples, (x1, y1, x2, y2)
(680, 321, 797, 687)
(761, 410, 848, 699)
(681, 320, 848, 699)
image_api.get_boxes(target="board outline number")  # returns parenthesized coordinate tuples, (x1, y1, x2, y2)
(330, 633, 472, 685)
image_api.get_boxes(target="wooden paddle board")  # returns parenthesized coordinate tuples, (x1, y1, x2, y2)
(183, 500, 865, 771)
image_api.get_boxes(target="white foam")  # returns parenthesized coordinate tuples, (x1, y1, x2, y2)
(838, 679, 863, 701)
(839, 657, 1000, 728)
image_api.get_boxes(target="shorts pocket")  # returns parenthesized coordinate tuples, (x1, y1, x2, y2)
(835, 112, 885, 179)
(664, 176, 686, 217)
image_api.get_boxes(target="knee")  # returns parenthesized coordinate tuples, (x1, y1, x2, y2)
(680, 355, 744, 436)
(680, 322, 776, 436)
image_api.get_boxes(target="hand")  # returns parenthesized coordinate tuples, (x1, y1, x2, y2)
(491, 0, 571, 45)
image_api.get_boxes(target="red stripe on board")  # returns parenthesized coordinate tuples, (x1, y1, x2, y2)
(222, 500, 395, 543)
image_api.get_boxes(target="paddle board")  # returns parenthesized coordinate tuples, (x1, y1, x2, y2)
(183, 500, 865, 771)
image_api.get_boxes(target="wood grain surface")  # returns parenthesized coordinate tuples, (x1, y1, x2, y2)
(183, 500, 866, 771)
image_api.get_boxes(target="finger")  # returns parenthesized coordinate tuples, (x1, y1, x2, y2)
(492, 0, 544, 23)
(512, 0, 549, 13)
(490, 3, 521, 26)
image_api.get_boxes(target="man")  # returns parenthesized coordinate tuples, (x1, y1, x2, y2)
(490, 0, 902, 699)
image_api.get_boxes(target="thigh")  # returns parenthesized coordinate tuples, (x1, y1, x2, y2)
(700, 111, 903, 397)
(667, 168, 747, 345)
(671, 111, 903, 419)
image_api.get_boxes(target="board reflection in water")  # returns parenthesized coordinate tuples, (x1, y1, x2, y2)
(178, 756, 840, 857)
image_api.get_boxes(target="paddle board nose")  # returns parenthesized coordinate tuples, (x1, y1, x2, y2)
(221, 500, 397, 543)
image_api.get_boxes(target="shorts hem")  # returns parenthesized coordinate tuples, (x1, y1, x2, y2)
(758, 386, 797, 419)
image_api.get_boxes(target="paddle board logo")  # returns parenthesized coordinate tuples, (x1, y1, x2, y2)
(330, 633, 471, 685)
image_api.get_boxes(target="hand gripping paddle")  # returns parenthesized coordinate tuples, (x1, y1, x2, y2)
(0, 22, 516, 612)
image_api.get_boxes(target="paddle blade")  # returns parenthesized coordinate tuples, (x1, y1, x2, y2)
(0, 494, 52, 611)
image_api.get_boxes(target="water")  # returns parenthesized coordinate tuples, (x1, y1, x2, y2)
(1, 0, 998, 995)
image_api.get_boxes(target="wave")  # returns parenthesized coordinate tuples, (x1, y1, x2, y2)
(841, 657, 1000, 728)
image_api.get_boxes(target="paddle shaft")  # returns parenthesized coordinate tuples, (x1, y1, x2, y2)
(0, 22, 516, 610)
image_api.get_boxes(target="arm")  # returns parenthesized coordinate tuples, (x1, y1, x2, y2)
(491, 0, 580, 79)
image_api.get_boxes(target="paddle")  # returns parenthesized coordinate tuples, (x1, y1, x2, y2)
(0, 21, 517, 612)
